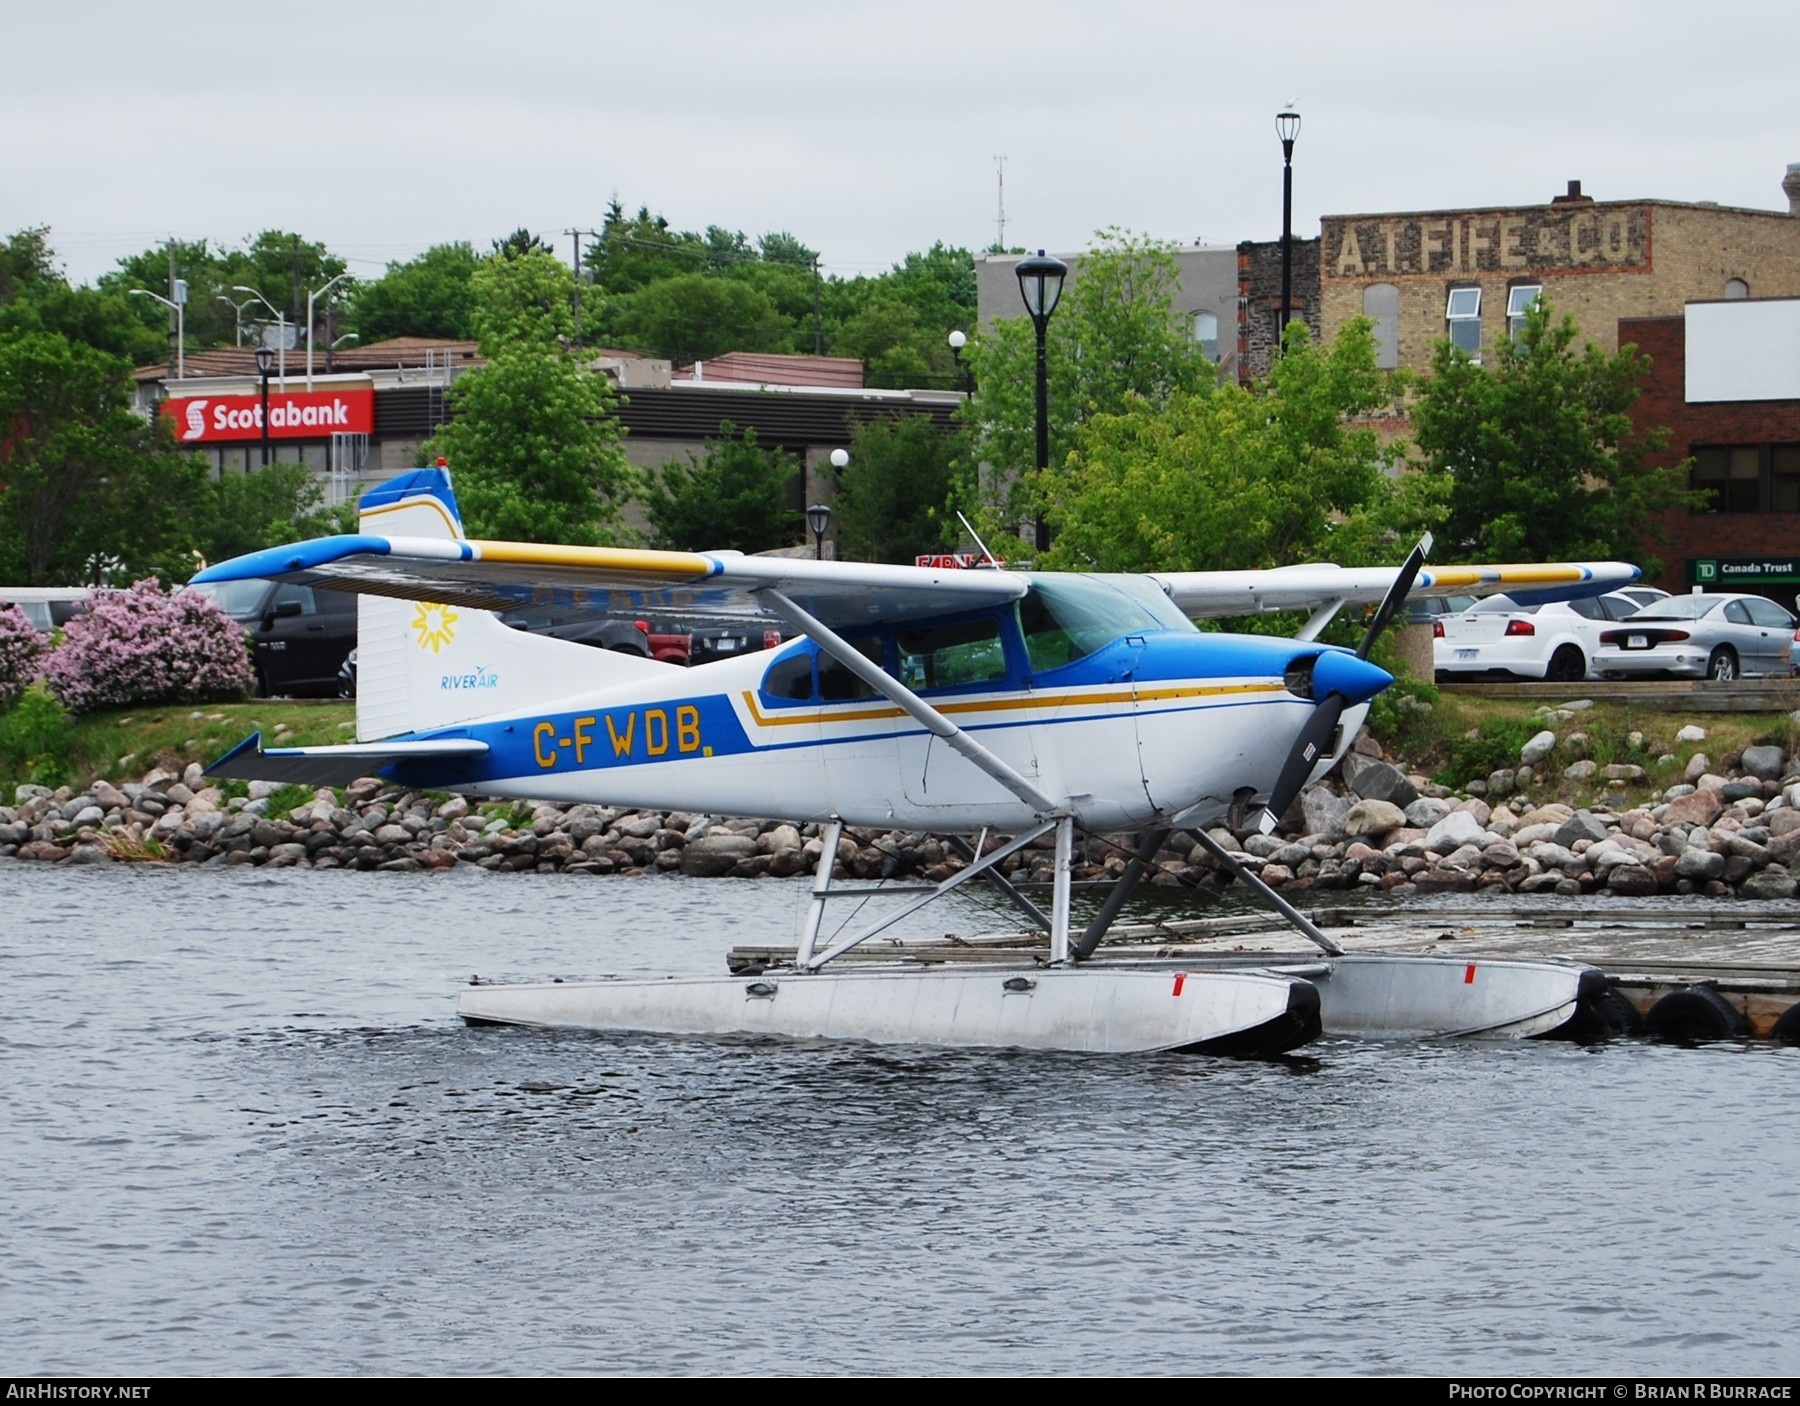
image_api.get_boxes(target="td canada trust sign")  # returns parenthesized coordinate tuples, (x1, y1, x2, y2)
(1321, 202, 1651, 283)
(161, 385, 375, 444)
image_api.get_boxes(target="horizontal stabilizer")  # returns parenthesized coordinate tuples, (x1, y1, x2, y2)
(205, 731, 489, 788)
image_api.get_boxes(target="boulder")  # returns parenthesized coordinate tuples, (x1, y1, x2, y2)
(1343, 799, 1406, 839)
(680, 833, 759, 877)
(1345, 760, 1418, 808)
(1520, 730, 1557, 766)
(1424, 810, 1486, 853)
(1300, 788, 1351, 842)
(1741, 745, 1786, 781)
(1741, 864, 1798, 900)
(1662, 789, 1725, 828)
(1552, 811, 1609, 848)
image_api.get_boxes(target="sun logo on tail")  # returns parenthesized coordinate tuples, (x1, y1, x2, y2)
(413, 602, 458, 653)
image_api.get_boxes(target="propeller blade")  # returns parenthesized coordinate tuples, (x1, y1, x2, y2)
(1356, 531, 1434, 660)
(1255, 691, 1347, 834)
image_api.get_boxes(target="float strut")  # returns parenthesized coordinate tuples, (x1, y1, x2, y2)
(1182, 827, 1344, 957)
(1071, 827, 1169, 962)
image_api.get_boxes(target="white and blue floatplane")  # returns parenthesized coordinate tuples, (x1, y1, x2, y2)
(198, 466, 1640, 1056)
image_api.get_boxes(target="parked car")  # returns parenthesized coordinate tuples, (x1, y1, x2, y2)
(1593, 592, 1798, 680)
(1434, 591, 1652, 682)
(1402, 594, 1477, 627)
(0, 586, 92, 633)
(186, 576, 358, 697)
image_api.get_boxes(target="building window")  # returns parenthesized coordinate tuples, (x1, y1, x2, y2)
(1692, 444, 1800, 512)
(1446, 286, 1481, 359)
(1506, 283, 1542, 338)
(1192, 311, 1219, 361)
(1363, 283, 1398, 369)
(1725, 278, 1750, 300)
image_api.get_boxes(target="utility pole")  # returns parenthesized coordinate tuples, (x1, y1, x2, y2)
(564, 227, 599, 343)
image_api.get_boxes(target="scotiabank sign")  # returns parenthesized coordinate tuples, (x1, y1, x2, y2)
(162, 388, 375, 444)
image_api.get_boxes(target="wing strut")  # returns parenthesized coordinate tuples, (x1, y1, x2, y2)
(759, 588, 1062, 818)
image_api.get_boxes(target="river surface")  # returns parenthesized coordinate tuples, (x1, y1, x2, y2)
(4, 861, 1797, 1377)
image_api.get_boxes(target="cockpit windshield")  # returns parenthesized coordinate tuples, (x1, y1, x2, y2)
(1017, 574, 1193, 672)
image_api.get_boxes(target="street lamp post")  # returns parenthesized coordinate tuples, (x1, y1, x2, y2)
(1276, 107, 1301, 353)
(948, 329, 969, 394)
(305, 271, 351, 391)
(1014, 250, 1068, 552)
(129, 284, 186, 380)
(233, 285, 290, 388)
(217, 293, 256, 347)
(255, 347, 274, 467)
(806, 502, 833, 560)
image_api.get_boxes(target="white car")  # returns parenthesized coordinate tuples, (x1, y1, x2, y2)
(1434, 591, 1657, 683)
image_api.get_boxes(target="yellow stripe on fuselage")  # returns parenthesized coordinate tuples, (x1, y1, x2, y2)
(737, 680, 1287, 729)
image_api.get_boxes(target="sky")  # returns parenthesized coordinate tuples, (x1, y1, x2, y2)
(6, 0, 1797, 289)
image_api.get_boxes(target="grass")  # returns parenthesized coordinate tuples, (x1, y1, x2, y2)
(3, 700, 355, 796)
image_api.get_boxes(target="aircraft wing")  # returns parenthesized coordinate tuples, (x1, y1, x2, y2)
(189, 535, 1030, 629)
(1153, 561, 1642, 618)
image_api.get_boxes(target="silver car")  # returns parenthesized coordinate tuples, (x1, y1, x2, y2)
(1594, 592, 1797, 680)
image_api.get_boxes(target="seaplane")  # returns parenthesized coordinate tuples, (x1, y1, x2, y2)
(196, 464, 1641, 1056)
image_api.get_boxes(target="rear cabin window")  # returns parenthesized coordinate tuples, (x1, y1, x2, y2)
(759, 638, 883, 703)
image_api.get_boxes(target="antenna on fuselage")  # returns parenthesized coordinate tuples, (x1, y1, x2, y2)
(957, 511, 1003, 569)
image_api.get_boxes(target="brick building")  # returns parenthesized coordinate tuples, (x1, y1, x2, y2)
(1319, 169, 1800, 373)
(1625, 298, 1800, 605)
(1235, 235, 1321, 381)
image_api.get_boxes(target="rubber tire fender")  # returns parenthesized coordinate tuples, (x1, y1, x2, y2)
(1644, 982, 1750, 1042)
(1769, 1001, 1800, 1045)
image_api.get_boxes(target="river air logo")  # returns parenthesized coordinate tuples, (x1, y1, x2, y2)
(182, 400, 208, 440)
(413, 602, 458, 653)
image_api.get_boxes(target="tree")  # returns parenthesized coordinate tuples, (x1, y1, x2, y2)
(1041, 320, 1440, 574)
(611, 273, 791, 365)
(422, 252, 637, 545)
(195, 462, 343, 566)
(351, 242, 483, 343)
(491, 228, 554, 261)
(961, 231, 1214, 538)
(645, 422, 799, 553)
(1411, 299, 1689, 566)
(0, 331, 207, 583)
(835, 415, 970, 563)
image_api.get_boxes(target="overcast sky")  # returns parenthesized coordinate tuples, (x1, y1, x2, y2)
(8, 0, 1796, 289)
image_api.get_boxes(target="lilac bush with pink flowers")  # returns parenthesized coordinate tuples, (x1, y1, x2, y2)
(41, 579, 253, 713)
(0, 601, 47, 706)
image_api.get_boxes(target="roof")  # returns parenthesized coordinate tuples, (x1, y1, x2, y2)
(133, 337, 484, 382)
(673, 351, 864, 389)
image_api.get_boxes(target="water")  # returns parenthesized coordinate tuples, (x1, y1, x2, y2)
(4, 861, 1797, 1376)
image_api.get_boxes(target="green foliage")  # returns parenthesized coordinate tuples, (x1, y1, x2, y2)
(1433, 715, 1540, 789)
(351, 242, 483, 343)
(612, 274, 791, 365)
(1041, 320, 1439, 573)
(646, 423, 799, 552)
(0, 330, 209, 584)
(264, 782, 317, 820)
(1365, 677, 1441, 759)
(1411, 299, 1692, 570)
(0, 228, 164, 362)
(99, 230, 349, 352)
(836, 415, 970, 563)
(423, 252, 637, 545)
(197, 463, 342, 565)
(0, 681, 74, 788)
(961, 231, 1216, 537)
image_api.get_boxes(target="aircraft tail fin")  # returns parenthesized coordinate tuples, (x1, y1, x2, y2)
(353, 464, 670, 741)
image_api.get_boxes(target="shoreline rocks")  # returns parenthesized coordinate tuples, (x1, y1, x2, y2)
(8, 735, 1800, 901)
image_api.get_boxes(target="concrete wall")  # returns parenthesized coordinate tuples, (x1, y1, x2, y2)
(974, 246, 1239, 365)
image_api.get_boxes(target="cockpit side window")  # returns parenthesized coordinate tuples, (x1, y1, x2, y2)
(759, 637, 884, 704)
(897, 617, 1008, 692)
